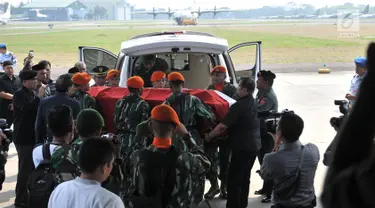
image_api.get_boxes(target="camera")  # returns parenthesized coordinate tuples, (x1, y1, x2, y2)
(101, 133, 120, 146)
(258, 109, 294, 134)
(330, 100, 349, 130)
(0, 119, 12, 191)
(0, 119, 12, 151)
(334, 100, 349, 115)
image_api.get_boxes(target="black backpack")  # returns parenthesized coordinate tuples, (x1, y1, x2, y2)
(131, 146, 179, 208)
(27, 143, 78, 208)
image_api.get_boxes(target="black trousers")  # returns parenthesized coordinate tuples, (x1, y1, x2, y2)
(218, 139, 231, 182)
(15, 144, 34, 206)
(258, 132, 275, 197)
(226, 150, 257, 208)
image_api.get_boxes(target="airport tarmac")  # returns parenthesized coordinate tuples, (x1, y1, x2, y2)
(3, 18, 375, 31)
(0, 71, 352, 207)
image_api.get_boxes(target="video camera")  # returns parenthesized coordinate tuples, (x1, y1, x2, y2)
(0, 119, 12, 191)
(0, 119, 12, 151)
(258, 109, 295, 134)
(330, 100, 349, 130)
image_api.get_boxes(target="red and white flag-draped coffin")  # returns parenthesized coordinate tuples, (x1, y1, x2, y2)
(88, 87, 236, 133)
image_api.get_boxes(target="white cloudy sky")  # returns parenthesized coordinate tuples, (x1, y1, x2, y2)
(1, 0, 373, 9)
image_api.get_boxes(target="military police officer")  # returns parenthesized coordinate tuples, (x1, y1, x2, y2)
(91, 66, 109, 87)
(346, 56, 367, 109)
(204, 65, 236, 199)
(0, 44, 17, 72)
(71, 72, 96, 110)
(254, 70, 278, 203)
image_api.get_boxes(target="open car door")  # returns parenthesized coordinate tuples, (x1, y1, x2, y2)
(227, 41, 262, 82)
(78, 46, 118, 72)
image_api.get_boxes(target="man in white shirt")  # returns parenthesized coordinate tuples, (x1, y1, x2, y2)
(48, 138, 124, 208)
(32, 105, 74, 167)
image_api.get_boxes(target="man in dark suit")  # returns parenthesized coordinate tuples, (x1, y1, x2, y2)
(12, 70, 39, 208)
(35, 74, 80, 144)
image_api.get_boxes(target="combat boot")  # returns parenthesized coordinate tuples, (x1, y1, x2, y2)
(204, 178, 220, 199)
(219, 180, 228, 199)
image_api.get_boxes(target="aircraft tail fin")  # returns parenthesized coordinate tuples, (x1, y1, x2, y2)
(363, 5, 370, 14)
(315, 9, 320, 16)
(3, 2, 11, 18)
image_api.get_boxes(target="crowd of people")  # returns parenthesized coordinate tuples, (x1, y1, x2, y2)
(1, 41, 371, 208)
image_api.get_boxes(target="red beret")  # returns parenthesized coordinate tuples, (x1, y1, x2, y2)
(106, 69, 120, 80)
(72, 72, 91, 85)
(168, 72, 185, 82)
(127, 76, 144, 88)
(211, 65, 227, 74)
(151, 71, 166, 82)
(151, 104, 180, 126)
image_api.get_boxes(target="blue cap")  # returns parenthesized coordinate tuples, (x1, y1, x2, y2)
(354, 56, 367, 67)
(0, 43, 6, 49)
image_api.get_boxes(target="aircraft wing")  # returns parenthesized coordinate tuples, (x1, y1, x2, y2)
(194, 9, 245, 14)
(10, 17, 29, 21)
(133, 11, 172, 15)
(360, 14, 375, 18)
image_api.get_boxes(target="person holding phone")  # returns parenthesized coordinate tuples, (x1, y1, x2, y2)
(23, 50, 34, 67)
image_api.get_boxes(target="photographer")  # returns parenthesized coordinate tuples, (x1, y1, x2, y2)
(323, 100, 349, 166)
(255, 70, 278, 203)
(260, 112, 320, 208)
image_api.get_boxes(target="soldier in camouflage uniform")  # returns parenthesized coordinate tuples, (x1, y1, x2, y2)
(70, 72, 96, 110)
(254, 70, 278, 203)
(114, 76, 150, 156)
(68, 109, 124, 195)
(151, 70, 167, 88)
(204, 66, 237, 199)
(164, 72, 216, 206)
(114, 76, 150, 205)
(134, 117, 191, 150)
(127, 104, 211, 208)
(44, 105, 78, 183)
(106, 69, 120, 87)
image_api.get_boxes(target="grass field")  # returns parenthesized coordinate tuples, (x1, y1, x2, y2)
(1, 20, 374, 68)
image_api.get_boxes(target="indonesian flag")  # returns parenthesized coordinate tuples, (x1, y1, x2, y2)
(88, 87, 236, 133)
